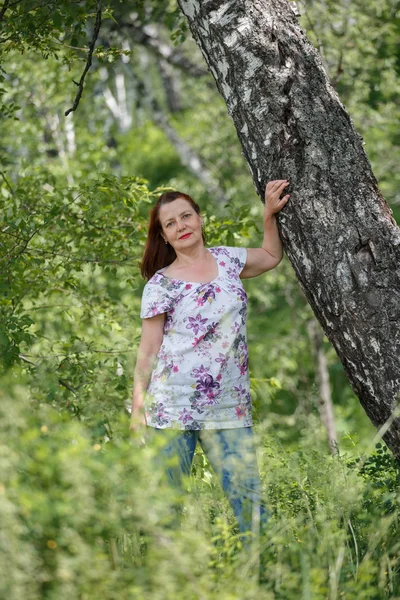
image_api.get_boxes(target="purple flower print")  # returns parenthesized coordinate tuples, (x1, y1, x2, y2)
(191, 322, 219, 347)
(226, 267, 236, 279)
(211, 247, 229, 258)
(148, 302, 160, 316)
(159, 360, 179, 380)
(230, 256, 244, 272)
(239, 304, 247, 325)
(186, 313, 208, 335)
(219, 261, 226, 267)
(159, 276, 184, 292)
(215, 352, 228, 370)
(239, 353, 248, 375)
(148, 401, 169, 427)
(151, 274, 163, 285)
(157, 346, 168, 363)
(191, 364, 209, 378)
(231, 322, 240, 334)
(193, 340, 212, 356)
(236, 287, 247, 302)
(186, 420, 204, 430)
(189, 391, 205, 414)
(192, 337, 201, 348)
(203, 322, 219, 341)
(196, 374, 220, 397)
(156, 402, 166, 417)
(179, 408, 193, 424)
(233, 384, 248, 399)
(235, 405, 247, 419)
(197, 286, 216, 306)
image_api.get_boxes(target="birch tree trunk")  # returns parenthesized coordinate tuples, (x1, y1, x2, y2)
(177, 0, 400, 460)
(307, 319, 337, 455)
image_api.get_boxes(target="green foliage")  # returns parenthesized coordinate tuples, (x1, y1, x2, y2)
(118, 121, 185, 187)
(1, 1, 400, 597)
(1, 1, 114, 57)
(0, 171, 152, 430)
(1, 383, 399, 599)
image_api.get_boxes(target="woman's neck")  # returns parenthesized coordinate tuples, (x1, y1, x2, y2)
(173, 243, 208, 268)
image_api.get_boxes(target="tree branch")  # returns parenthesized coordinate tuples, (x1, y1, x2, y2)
(0, 171, 14, 195)
(331, 48, 344, 90)
(25, 247, 136, 265)
(0, 192, 85, 272)
(118, 20, 209, 78)
(65, 0, 102, 116)
(18, 354, 76, 395)
(153, 109, 229, 204)
(0, 0, 10, 23)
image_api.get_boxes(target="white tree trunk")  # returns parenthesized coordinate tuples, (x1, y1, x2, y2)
(138, 49, 230, 205)
(307, 319, 337, 454)
(177, 0, 400, 459)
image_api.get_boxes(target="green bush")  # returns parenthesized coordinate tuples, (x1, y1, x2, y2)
(1, 378, 399, 599)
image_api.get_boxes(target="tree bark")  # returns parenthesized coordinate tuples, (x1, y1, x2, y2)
(177, 0, 400, 459)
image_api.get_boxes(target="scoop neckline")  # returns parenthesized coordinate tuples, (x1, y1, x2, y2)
(157, 247, 220, 285)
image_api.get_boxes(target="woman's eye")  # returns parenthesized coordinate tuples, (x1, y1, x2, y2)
(166, 222, 173, 228)
(183, 213, 191, 219)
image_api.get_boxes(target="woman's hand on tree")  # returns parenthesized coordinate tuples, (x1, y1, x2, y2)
(264, 180, 290, 218)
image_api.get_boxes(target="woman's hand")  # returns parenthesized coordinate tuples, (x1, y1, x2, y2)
(129, 409, 147, 434)
(264, 180, 290, 218)
(129, 409, 147, 448)
(240, 179, 289, 278)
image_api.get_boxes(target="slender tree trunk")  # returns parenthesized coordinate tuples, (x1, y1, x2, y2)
(158, 59, 183, 113)
(177, 0, 400, 460)
(138, 49, 230, 205)
(102, 71, 132, 133)
(155, 111, 230, 205)
(46, 113, 74, 187)
(307, 319, 337, 455)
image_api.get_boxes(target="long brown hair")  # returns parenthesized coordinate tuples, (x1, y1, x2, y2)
(140, 191, 206, 280)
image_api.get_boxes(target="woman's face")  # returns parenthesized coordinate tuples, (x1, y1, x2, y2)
(159, 198, 203, 250)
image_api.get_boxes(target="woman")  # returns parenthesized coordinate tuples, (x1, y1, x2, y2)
(130, 180, 290, 541)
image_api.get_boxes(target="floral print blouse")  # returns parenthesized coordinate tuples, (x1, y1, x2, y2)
(140, 246, 252, 430)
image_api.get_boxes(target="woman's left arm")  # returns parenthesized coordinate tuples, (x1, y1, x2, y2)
(241, 180, 290, 279)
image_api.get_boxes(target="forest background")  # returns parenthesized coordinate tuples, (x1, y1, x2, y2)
(1, 1, 399, 598)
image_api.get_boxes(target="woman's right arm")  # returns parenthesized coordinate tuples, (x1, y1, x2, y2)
(130, 313, 165, 430)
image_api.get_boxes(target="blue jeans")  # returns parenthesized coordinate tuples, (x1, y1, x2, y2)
(150, 426, 269, 542)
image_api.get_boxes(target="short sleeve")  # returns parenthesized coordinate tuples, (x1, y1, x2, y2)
(140, 278, 174, 319)
(225, 246, 248, 276)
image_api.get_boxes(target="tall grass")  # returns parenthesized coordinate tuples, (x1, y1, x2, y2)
(0, 380, 399, 599)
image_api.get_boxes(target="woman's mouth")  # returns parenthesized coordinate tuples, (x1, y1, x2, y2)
(179, 233, 192, 240)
